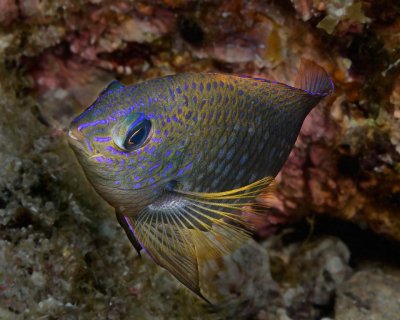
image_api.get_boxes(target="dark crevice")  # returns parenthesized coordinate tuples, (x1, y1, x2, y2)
(337, 155, 360, 177)
(281, 216, 400, 266)
(177, 16, 205, 46)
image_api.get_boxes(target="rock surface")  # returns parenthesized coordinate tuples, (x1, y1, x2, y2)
(335, 269, 400, 320)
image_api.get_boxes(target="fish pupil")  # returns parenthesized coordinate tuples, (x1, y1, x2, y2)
(123, 118, 152, 150)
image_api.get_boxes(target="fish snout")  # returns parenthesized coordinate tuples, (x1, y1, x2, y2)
(67, 124, 87, 152)
(67, 125, 84, 142)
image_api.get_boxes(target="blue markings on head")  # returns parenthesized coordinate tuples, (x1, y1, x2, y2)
(149, 145, 157, 154)
(94, 156, 109, 163)
(94, 136, 112, 143)
(163, 162, 174, 175)
(176, 87, 182, 94)
(85, 139, 93, 153)
(185, 162, 192, 171)
(78, 119, 109, 132)
(105, 146, 127, 156)
(206, 83, 211, 91)
(199, 83, 204, 92)
(148, 163, 160, 173)
(151, 137, 163, 143)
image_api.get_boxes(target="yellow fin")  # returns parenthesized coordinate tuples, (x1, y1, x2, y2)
(126, 177, 274, 300)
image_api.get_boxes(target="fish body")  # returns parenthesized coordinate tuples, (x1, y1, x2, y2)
(68, 60, 333, 301)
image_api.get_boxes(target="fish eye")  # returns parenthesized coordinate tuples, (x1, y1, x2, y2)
(113, 113, 152, 152)
(124, 118, 152, 150)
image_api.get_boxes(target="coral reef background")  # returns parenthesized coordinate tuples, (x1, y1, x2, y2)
(0, 0, 399, 319)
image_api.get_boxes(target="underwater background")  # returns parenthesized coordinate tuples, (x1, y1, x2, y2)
(0, 0, 399, 319)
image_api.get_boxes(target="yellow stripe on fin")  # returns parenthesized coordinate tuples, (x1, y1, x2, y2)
(127, 176, 274, 301)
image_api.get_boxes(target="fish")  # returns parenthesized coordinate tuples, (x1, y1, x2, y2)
(68, 59, 333, 302)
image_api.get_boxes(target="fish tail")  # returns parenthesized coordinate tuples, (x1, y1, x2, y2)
(295, 58, 334, 97)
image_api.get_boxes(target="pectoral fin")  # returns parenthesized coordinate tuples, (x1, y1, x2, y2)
(117, 177, 274, 301)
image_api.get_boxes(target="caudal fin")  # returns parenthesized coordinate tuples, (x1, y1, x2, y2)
(294, 58, 334, 97)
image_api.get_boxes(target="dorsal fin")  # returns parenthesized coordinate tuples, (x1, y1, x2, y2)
(294, 58, 334, 97)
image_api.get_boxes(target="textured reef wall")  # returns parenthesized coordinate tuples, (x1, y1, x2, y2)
(0, 0, 399, 319)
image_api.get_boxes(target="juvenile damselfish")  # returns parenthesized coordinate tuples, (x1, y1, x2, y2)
(68, 59, 333, 301)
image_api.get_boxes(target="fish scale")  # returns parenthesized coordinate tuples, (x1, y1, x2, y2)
(68, 60, 333, 301)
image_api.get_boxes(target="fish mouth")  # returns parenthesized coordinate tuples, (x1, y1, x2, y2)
(67, 130, 83, 149)
(67, 130, 106, 161)
(67, 128, 90, 157)
(67, 125, 85, 142)
(68, 129, 79, 141)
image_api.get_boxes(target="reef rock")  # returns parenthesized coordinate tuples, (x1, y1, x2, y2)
(335, 269, 400, 320)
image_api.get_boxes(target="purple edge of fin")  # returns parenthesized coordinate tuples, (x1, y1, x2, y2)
(115, 211, 144, 256)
